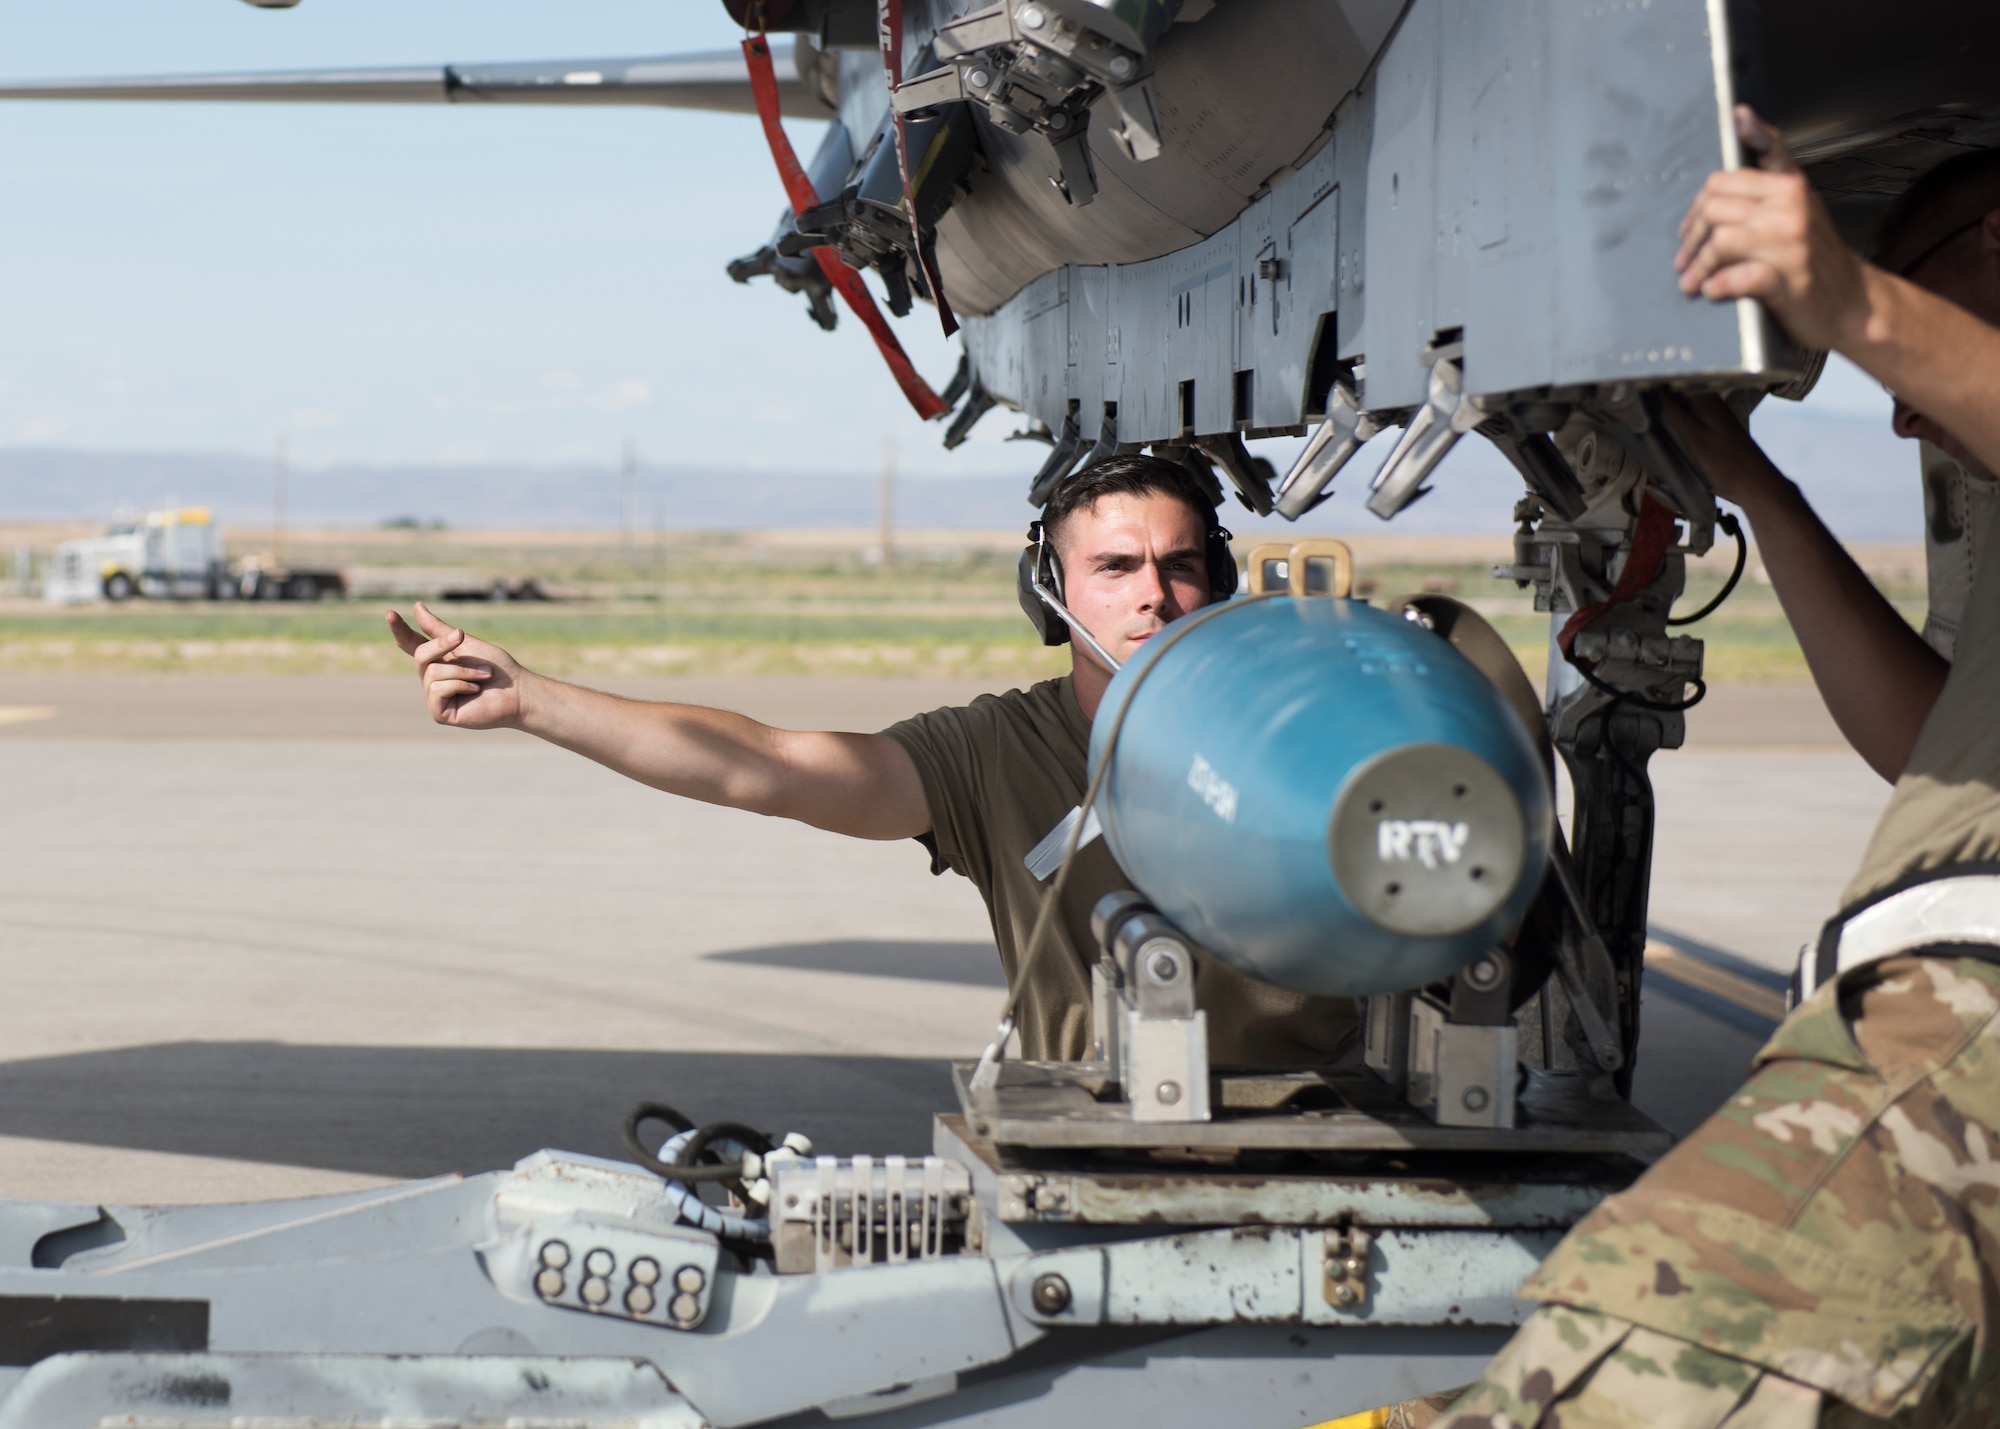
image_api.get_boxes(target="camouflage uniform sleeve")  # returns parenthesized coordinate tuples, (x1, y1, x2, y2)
(1436, 1304, 1629, 1427)
(1459, 955, 2000, 1425)
(1442, 1308, 1827, 1428)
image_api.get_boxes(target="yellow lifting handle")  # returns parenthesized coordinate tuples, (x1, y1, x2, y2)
(1241, 539, 1355, 599)
(1286, 538, 1354, 598)
(1244, 542, 1294, 596)
(1300, 1407, 1391, 1429)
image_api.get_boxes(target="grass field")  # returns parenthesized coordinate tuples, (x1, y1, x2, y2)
(0, 524, 1927, 682)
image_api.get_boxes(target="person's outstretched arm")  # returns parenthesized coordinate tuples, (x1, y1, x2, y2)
(385, 602, 931, 841)
(1666, 106, 2000, 779)
(1677, 106, 2000, 477)
(1665, 396, 1947, 782)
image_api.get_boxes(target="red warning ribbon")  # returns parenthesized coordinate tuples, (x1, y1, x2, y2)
(742, 34, 950, 421)
(1556, 493, 1680, 660)
(876, 0, 959, 337)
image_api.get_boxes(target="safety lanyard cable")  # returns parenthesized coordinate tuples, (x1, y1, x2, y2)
(1552, 489, 1707, 712)
(741, 35, 951, 421)
(1552, 490, 1712, 712)
(1554, 492, 1679, 660)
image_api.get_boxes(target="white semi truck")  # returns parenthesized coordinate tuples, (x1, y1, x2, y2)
(42, 508, 345, 604)
(44, 507, 225, 603)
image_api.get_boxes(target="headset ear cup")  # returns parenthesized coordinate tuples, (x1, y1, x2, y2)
(1208, 527, 1239, 600)
(1016, 543, 1071, 646)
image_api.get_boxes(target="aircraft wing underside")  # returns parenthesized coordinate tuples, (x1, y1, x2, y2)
(0, 42, 836, 120)
(3, 0, 1998, 518)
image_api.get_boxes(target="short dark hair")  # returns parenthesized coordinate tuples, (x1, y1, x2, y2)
(1873, 148, 2000, 276)
(1042, 453, 1218, 545)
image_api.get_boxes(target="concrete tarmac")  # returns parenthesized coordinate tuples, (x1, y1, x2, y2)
(0, 672, 1890, 1204)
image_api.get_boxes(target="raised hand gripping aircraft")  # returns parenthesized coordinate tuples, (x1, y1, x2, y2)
(0, 3, 1993, 1426)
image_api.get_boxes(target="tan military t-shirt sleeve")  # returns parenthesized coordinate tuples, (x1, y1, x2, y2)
(881, 701, 997, 886)
(1845, 497, 2000, 905)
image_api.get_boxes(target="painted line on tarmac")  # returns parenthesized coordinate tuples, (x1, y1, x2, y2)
(1644, 926, 1788, 1035)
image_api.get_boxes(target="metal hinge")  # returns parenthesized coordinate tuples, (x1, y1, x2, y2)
(1322, 1225, 1374, 1310)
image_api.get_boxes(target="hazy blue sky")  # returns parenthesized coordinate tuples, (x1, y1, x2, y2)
(0, 0, 1894, 489)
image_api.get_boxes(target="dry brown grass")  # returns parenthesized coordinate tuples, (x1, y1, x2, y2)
(0, 523, 1928, 681)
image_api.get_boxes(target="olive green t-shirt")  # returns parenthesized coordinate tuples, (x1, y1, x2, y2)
(883, 675, 1360, 1065)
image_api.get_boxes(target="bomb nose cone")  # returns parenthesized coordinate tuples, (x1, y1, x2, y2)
(1090, 595, 1550, 998)
(1327, 743, 1527, 939)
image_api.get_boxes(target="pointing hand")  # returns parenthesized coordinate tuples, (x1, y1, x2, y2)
(385, 601, 527, 730)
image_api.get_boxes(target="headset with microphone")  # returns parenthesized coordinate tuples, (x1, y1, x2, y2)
(1015, 511, 1238, 664)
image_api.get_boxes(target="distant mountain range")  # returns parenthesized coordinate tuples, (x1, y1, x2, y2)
(0, 402, 1925, 542)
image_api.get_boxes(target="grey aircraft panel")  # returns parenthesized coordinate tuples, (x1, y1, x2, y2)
(833, 47, 894, 163)
(1258, 182, 1338, 428)
(1332, 80, 1376, 377)
(960, 0, 1787, 464)
(1453, 5, 1554, 402)
(958, 134, 1339, 446)
(916, 0, 1988, 482)
(1358, 0, 1441, 413)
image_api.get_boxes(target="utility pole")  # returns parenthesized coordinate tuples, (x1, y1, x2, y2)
(273, 435, 288, 563)
(621, 438, 637, 550)
(653, 499, 666, 632)
(877, 438, 896, 568)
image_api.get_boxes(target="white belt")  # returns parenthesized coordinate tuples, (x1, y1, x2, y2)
(1795, 871, 2000, 1004)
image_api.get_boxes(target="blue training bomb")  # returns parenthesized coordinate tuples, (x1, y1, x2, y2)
(1088, 596, 1552, 997)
